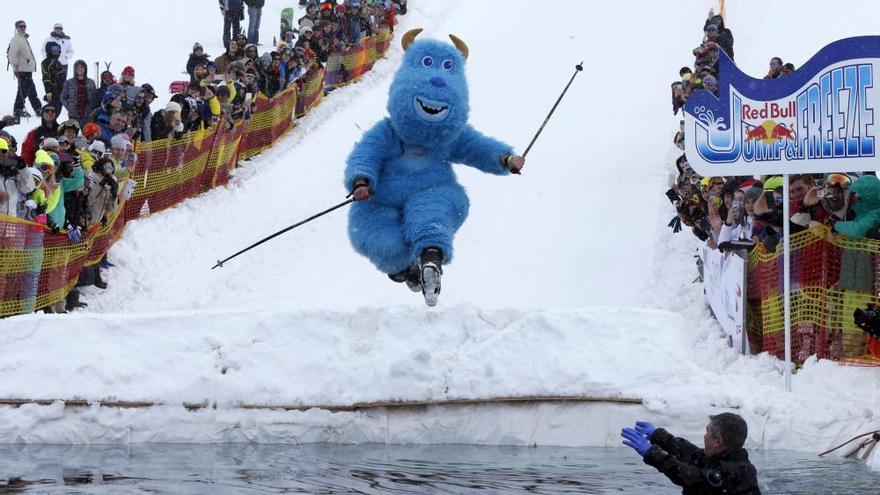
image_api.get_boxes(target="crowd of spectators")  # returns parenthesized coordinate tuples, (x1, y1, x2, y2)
(0, 0, 406, 313)
(666, 10, 880, 261)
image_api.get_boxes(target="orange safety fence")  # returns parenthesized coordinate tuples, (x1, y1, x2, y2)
(0, 28, 393, 317)
(746, 226, 880, 366)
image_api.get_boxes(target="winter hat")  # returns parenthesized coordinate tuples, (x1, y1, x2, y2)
(703, 75, 717, 86)
(744, 186, 763, 202)
(165, 101, 182, 114)
(110, 133, 130, 151)
(102, 91, 120, 106)
(300, 25, 313, 33)
(28, 167, 42, 186)
(193, 42, 203, 51)
(706, 23, 718, 32)
(737, 178, 756, 189)
(53, 23, 63, 30)
(763, 176, 784, 191)
(34, 149, 54, 167)
(122, 66, 135, 77)
(0, 138, 7, 152)
(59, 119, 80, 133)
(82, 123, 101, 140)
(41, 137, 60, 150)
(141, 83, 157, 98)
(88, 141, 106, 155)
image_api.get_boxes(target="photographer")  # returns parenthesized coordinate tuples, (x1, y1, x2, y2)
(0, 138, 35, 219)
(150, 101, 185, 141)
(621, 414, 760, 494)
(84, 157, 118, 228)
(718, 186, 760, 253)
(800, 173, 854, 228)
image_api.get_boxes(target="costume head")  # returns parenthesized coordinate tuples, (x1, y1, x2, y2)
(387, 29, 471, 148)
(850, 175, 880, 216)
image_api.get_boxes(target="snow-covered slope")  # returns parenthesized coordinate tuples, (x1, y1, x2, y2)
(65, 0, 707, 312)
(2, 0, 880, 461)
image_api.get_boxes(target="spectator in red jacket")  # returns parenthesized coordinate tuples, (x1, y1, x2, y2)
(21, 105, 59, 165)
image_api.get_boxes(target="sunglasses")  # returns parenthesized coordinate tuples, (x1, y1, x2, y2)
(39, 163, 54, 172)
(826, 173, 851, 188)
(0, 149, 7, 153)
(16, 24, 26, 29)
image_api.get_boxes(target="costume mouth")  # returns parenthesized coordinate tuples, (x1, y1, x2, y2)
(413, 96, 450, 122)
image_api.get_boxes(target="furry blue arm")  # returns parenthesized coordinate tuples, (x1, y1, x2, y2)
(344, 118, 399, 192)
(449, 125, 514, 176)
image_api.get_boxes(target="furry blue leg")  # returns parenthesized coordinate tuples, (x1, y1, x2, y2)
(402, 184, 470, 264)
(348, 201, 413, 274)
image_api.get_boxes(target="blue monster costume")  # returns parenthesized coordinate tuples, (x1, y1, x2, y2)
(344, 29, 520, 305)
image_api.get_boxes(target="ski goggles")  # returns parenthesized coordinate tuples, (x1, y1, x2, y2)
(826, 173, 851, 188)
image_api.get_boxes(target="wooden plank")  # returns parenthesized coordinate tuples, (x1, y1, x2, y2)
(0, 395, 642, 412)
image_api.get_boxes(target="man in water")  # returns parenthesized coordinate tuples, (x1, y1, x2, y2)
(621, 413, 760, 494)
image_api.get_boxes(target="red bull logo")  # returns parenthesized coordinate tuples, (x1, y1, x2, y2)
(744, 119, 796, 144)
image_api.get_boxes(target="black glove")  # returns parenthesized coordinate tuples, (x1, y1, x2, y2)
(692, 226, 710, 241)
(668, 216, 682, 233)
(665, 188, 681, 204)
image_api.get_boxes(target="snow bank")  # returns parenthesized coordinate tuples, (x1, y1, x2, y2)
(1, 306, 879, 456)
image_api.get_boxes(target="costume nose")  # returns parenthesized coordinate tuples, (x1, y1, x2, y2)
(430, 77, 446, 88)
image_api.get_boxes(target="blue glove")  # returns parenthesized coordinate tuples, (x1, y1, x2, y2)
(621, 427, 651, 457)
(635, 421, 657, 440)
(67, 225, 81, 243)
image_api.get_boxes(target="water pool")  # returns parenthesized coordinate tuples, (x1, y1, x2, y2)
(0, 443, 876, 493)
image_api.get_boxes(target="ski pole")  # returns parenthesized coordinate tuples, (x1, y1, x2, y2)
(212, 198, 354, 269)
(521, 62, 584, 159)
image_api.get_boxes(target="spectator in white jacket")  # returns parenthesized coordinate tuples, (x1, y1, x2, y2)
(7, 20, 42, 118)
(43, 23, 74, 79)
(718, 187, 760, 252)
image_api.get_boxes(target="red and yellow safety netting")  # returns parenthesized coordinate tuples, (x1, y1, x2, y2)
(747, 226, 880, 366)
(0, 29, 393, 317)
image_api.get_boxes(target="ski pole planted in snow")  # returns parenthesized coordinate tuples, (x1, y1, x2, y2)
(212, 198, 355, 269)
(521, 62, 584, 160)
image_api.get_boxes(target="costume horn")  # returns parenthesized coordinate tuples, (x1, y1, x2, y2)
(401, 28, 423, 51)
(448, 34, 469, 59)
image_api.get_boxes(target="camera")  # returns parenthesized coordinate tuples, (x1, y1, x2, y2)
(854, 304, 880, 338)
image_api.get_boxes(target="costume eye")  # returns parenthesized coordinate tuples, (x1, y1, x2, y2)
(421, 56, 434, 67)
(442, 59, 454, 71)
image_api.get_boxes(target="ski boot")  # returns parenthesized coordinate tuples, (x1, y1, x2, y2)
(388, 264, 422, 293)
(419, 248, 443, 307)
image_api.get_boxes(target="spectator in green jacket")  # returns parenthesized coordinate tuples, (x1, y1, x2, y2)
(834, 175, 880, 238)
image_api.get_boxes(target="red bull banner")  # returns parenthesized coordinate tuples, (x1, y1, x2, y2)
(685, 37, 880, 175)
